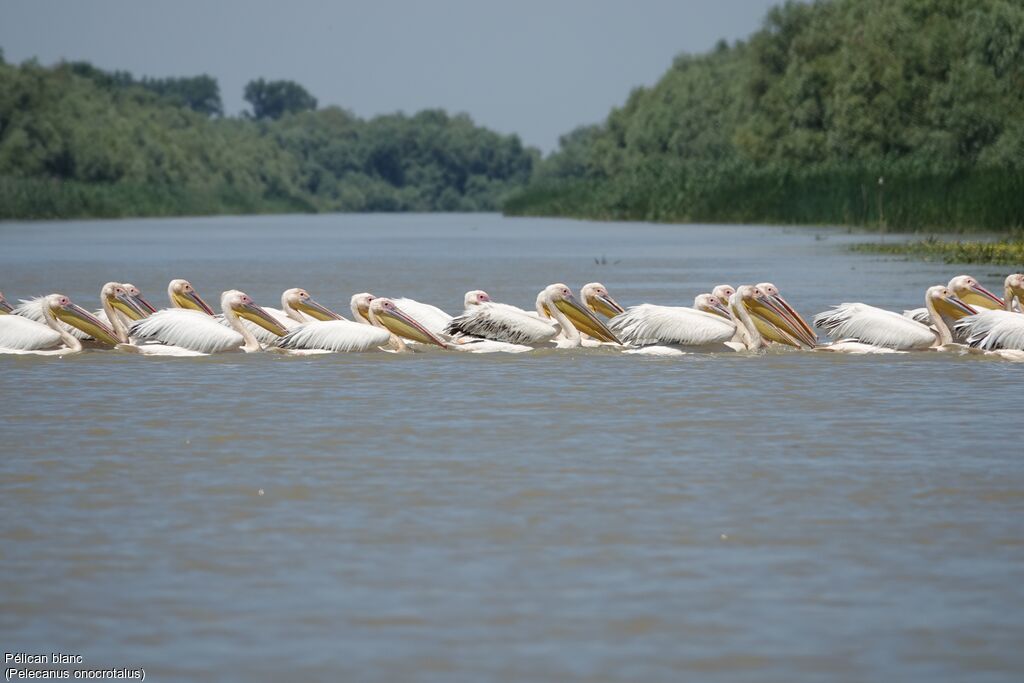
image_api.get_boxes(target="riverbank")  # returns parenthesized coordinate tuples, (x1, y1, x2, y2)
(850, 236, 1024, 267)
(502, 166, 1024, 233)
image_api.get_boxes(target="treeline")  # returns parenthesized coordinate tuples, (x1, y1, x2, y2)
(0, 53, 536, 219)
(506, 0, 1024, 231)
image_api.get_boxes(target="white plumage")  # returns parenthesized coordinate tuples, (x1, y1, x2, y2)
(219, 308, 305, 346)
(609, 304, 735, 347)
(814, 304, 936, 350)
(0, 313, 64, 352)
(445, 302, 559, 345)
(13, 297, 91, 340)
(129, 309, 248, 354)
(956, 310, 1024, 351)
(275, 319, 391, 353)
(390, 298, 452, 336)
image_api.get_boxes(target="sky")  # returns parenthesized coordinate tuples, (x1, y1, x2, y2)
(0, 0, 779, 152)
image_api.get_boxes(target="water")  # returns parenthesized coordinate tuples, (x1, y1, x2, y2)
(1, 213, 1021, 682)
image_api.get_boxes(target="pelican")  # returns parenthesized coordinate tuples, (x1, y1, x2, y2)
(954, 274, 1024, 358)
(274, 293, 447, 353)
(617, 285, 800, 355)
(904, 275, 1004, 326)
(445, 284, 619, 348)
(125, 290, 286, 355)
(166, 279, 215, 314)
(369, 298, 450, 349)
(0, 294, 120, 354)
(815, 285, 976, 353)
(0, 291, 13, 313)
(712, 284, 735, 304)
(441, 290, 534, 353)
(13, 282, 152, 343)
(580, 283, 625, 318)
(227, 288, 341, 345)
(274, 293, 394, 353)
(693, 293, 731, 318)
(753, 283, 818, 347)
(388, 296, 453, 337)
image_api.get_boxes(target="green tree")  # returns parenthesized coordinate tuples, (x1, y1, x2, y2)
(244, 78, 318, 120)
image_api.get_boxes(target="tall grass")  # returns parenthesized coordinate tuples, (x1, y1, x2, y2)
(0, 176, 314, 220)
(504, 163, 1024, 233)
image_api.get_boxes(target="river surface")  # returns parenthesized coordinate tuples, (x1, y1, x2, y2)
(1, 213, 1021, 682)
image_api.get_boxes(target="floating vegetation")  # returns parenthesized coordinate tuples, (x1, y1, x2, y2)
(850, 238, 1024, 266)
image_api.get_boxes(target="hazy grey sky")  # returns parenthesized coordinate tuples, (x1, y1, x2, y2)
(0, 0, 778, 152)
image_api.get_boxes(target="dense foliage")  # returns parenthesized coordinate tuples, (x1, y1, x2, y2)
(507, 0, 1024, 231)
(0, 57, 536, 219)
(243, 78, 317, 120)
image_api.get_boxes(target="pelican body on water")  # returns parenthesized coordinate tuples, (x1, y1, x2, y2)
(2, 273, 1023, 361)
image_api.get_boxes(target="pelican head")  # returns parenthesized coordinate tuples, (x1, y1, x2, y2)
(46, 293, 120, 345)
(464, 290, 491, 307)
(542, 283, 621, 344)
(102, 282, 151, 321)
(122, 283, 157, 315)
(369, 298, 448, 348)
(351, 293, 375, 323)
(733, 285, 811, 348)
(0, 291, 12, 314)
(712, 284, 735, 303)
(948, 275, 1004, 309)
(283, 288, 340, 321)
(1003, 274, 1024, 308)
(222, 290, 287, 336)
(926, 285, 976, 320)
(581, 282, 625, 317)
(754, 282, 817, 347)
(168, 279, 214, 315)
(694, 293, 730, 318)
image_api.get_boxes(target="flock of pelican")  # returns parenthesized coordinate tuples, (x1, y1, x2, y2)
(1, 274, 1022, 360)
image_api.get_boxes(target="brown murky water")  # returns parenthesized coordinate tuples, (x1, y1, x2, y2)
(1, 214, 1022, 682)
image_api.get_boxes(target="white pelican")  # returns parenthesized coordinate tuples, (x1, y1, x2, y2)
(693, 293, 731, 318)
(369, 298, 450, 349)
(0, 294, 120, 354)
(580, 283, 625, 318)
(125, 290, 286, 355)
(13, 282, 152, 343)
(712, 285, 735, 304)
(388, 296, 454, 337)
(617, 285, 801, 355)
(754, 283, 818, 347)
(445, 284, 620, 348)
(954, 274, 1024, 358)
(0, 291, 14, 314)
(274, 293, 447, 353)
(166, 279, 215, 314)
(815, 285, 976, 353)
(904, 275, 1004, 326)
(274, 293, 393, 353)
(228, 288, 342, 345)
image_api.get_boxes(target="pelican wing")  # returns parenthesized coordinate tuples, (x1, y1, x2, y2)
(0, 314, 63, 351)
(609, 304, 734, 346)
(129, 309, 244, 354)
(13, 297, 90, 340)
(956, 310, 1024, 351)
(391, 298, 452, 336)
(445, 303, 557, 344)
(814, 303, 935, 350)
(276, 320, 391, 352)
(902, 307, 932, 326)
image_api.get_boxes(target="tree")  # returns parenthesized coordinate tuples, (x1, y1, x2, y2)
(244, 78, 318, 120)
